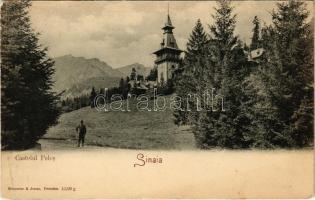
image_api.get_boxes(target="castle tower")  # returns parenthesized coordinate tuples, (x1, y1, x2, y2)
(153, 11, 182, 84)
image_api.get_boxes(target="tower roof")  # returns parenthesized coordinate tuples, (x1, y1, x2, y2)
(153, 8, 182, 55)
(163, 14, 174, 30)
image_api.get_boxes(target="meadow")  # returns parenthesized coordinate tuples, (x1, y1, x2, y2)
(40, 95, 196, 150)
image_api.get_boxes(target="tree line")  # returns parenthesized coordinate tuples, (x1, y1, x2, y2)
(62, 67, 156, 112)
(174, 0, 313, 148)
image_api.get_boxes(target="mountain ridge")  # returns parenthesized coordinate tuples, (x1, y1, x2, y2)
(52, 55, 150, 99)
(116, 62, 152, 77)
(53, 55, 122, 98)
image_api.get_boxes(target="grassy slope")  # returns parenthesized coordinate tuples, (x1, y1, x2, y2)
(42, 95, 196, 150)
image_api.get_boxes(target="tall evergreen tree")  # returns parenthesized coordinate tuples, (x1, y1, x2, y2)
(119, 78, 129, 98)
(195, 0, 249, 148)
(173, 19, 209, 125)
(119, 78, 125, 91)
(185, 19, 209, 68)
(271, 0, 312, 147)
(250, 16, 261, 50)
(98, 88, 105, 104)
(1, 0, 60, 149)
(89, 87, 97, 108)
(147, 67, 157, 81)
(244, 0, 313, 148)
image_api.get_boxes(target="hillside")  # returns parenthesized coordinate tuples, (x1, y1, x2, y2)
(52, 55, 151, 98)
(40, 95, 196, 150)
(62, 76, 121, 99)
(53, 55, 124, 98)
(116, 63, 151, 77)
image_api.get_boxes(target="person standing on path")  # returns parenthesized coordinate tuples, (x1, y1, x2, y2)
(76, 120, 87, 147)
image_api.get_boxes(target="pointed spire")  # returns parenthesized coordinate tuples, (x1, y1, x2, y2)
(163, 3, 174, 31)
(166, 14, 172, 27)
(165, 2, 172, 27)
(153, 3, 182, 55)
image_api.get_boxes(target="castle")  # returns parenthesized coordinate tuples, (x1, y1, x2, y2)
(153, 12, 182, 84)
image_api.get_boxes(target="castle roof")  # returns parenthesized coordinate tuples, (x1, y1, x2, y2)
(248, 48, 264, 60)
(162, 15, 174, 30)
(153, 14, 182, 55)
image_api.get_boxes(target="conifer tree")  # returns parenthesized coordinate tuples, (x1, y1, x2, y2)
(195, 0, 249, 148)
(185, 19, 209, 67)
(130, 68, 136, 80)
(244, 0, 313, 148)
(250, 16, 261, 50)
(119, 78, 125, 92)
(119, 78, 129, 98)
(271, 0, 312, 147)
(173, 19, 209, 125)
(90, 87, 97, 108)
(147, 67, 157, 81)
(1, 0, 60, 149)
(98, 88, 105, 104)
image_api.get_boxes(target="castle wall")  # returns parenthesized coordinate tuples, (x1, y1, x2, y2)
(166, 61, 179, 80)
(157, 62, 168, 83)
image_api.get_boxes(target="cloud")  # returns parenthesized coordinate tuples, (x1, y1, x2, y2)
(29, 1, 313, 68)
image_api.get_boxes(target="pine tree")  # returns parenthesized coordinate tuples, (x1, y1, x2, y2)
(272, 0, 312, 147)
(130, 68, 136, 80)
(210, 0, 238, 59)
(195, 0, 249, 148)
(244, 0, 313, 148)
(250, 16, 260, 50)
(126, 76, 132, 92)
(173, 19, 209, 125)
(90, 87, 97, 108)
(147, 67, 157, 81)
(119, 78, 125, 92)
(260, 24, 274, 51)
(119, 78, 128, 98)
(1, 0, 60, 149)
(185, 19, 209, 68)
(98, 88, 105, 104)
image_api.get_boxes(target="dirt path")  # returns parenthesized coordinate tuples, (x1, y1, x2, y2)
(173, 125, 197, 150)
(38, 138, 107, 150)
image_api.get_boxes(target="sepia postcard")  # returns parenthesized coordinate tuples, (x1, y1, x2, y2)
(1, 0, 314, 199)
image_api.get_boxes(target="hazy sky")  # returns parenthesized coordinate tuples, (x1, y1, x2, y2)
(29, 1, 313, 68)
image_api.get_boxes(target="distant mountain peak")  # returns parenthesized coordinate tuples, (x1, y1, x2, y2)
(52, 55, 124, 96)
(116, 63, 151, 77)
(52, 55, 151, 98)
